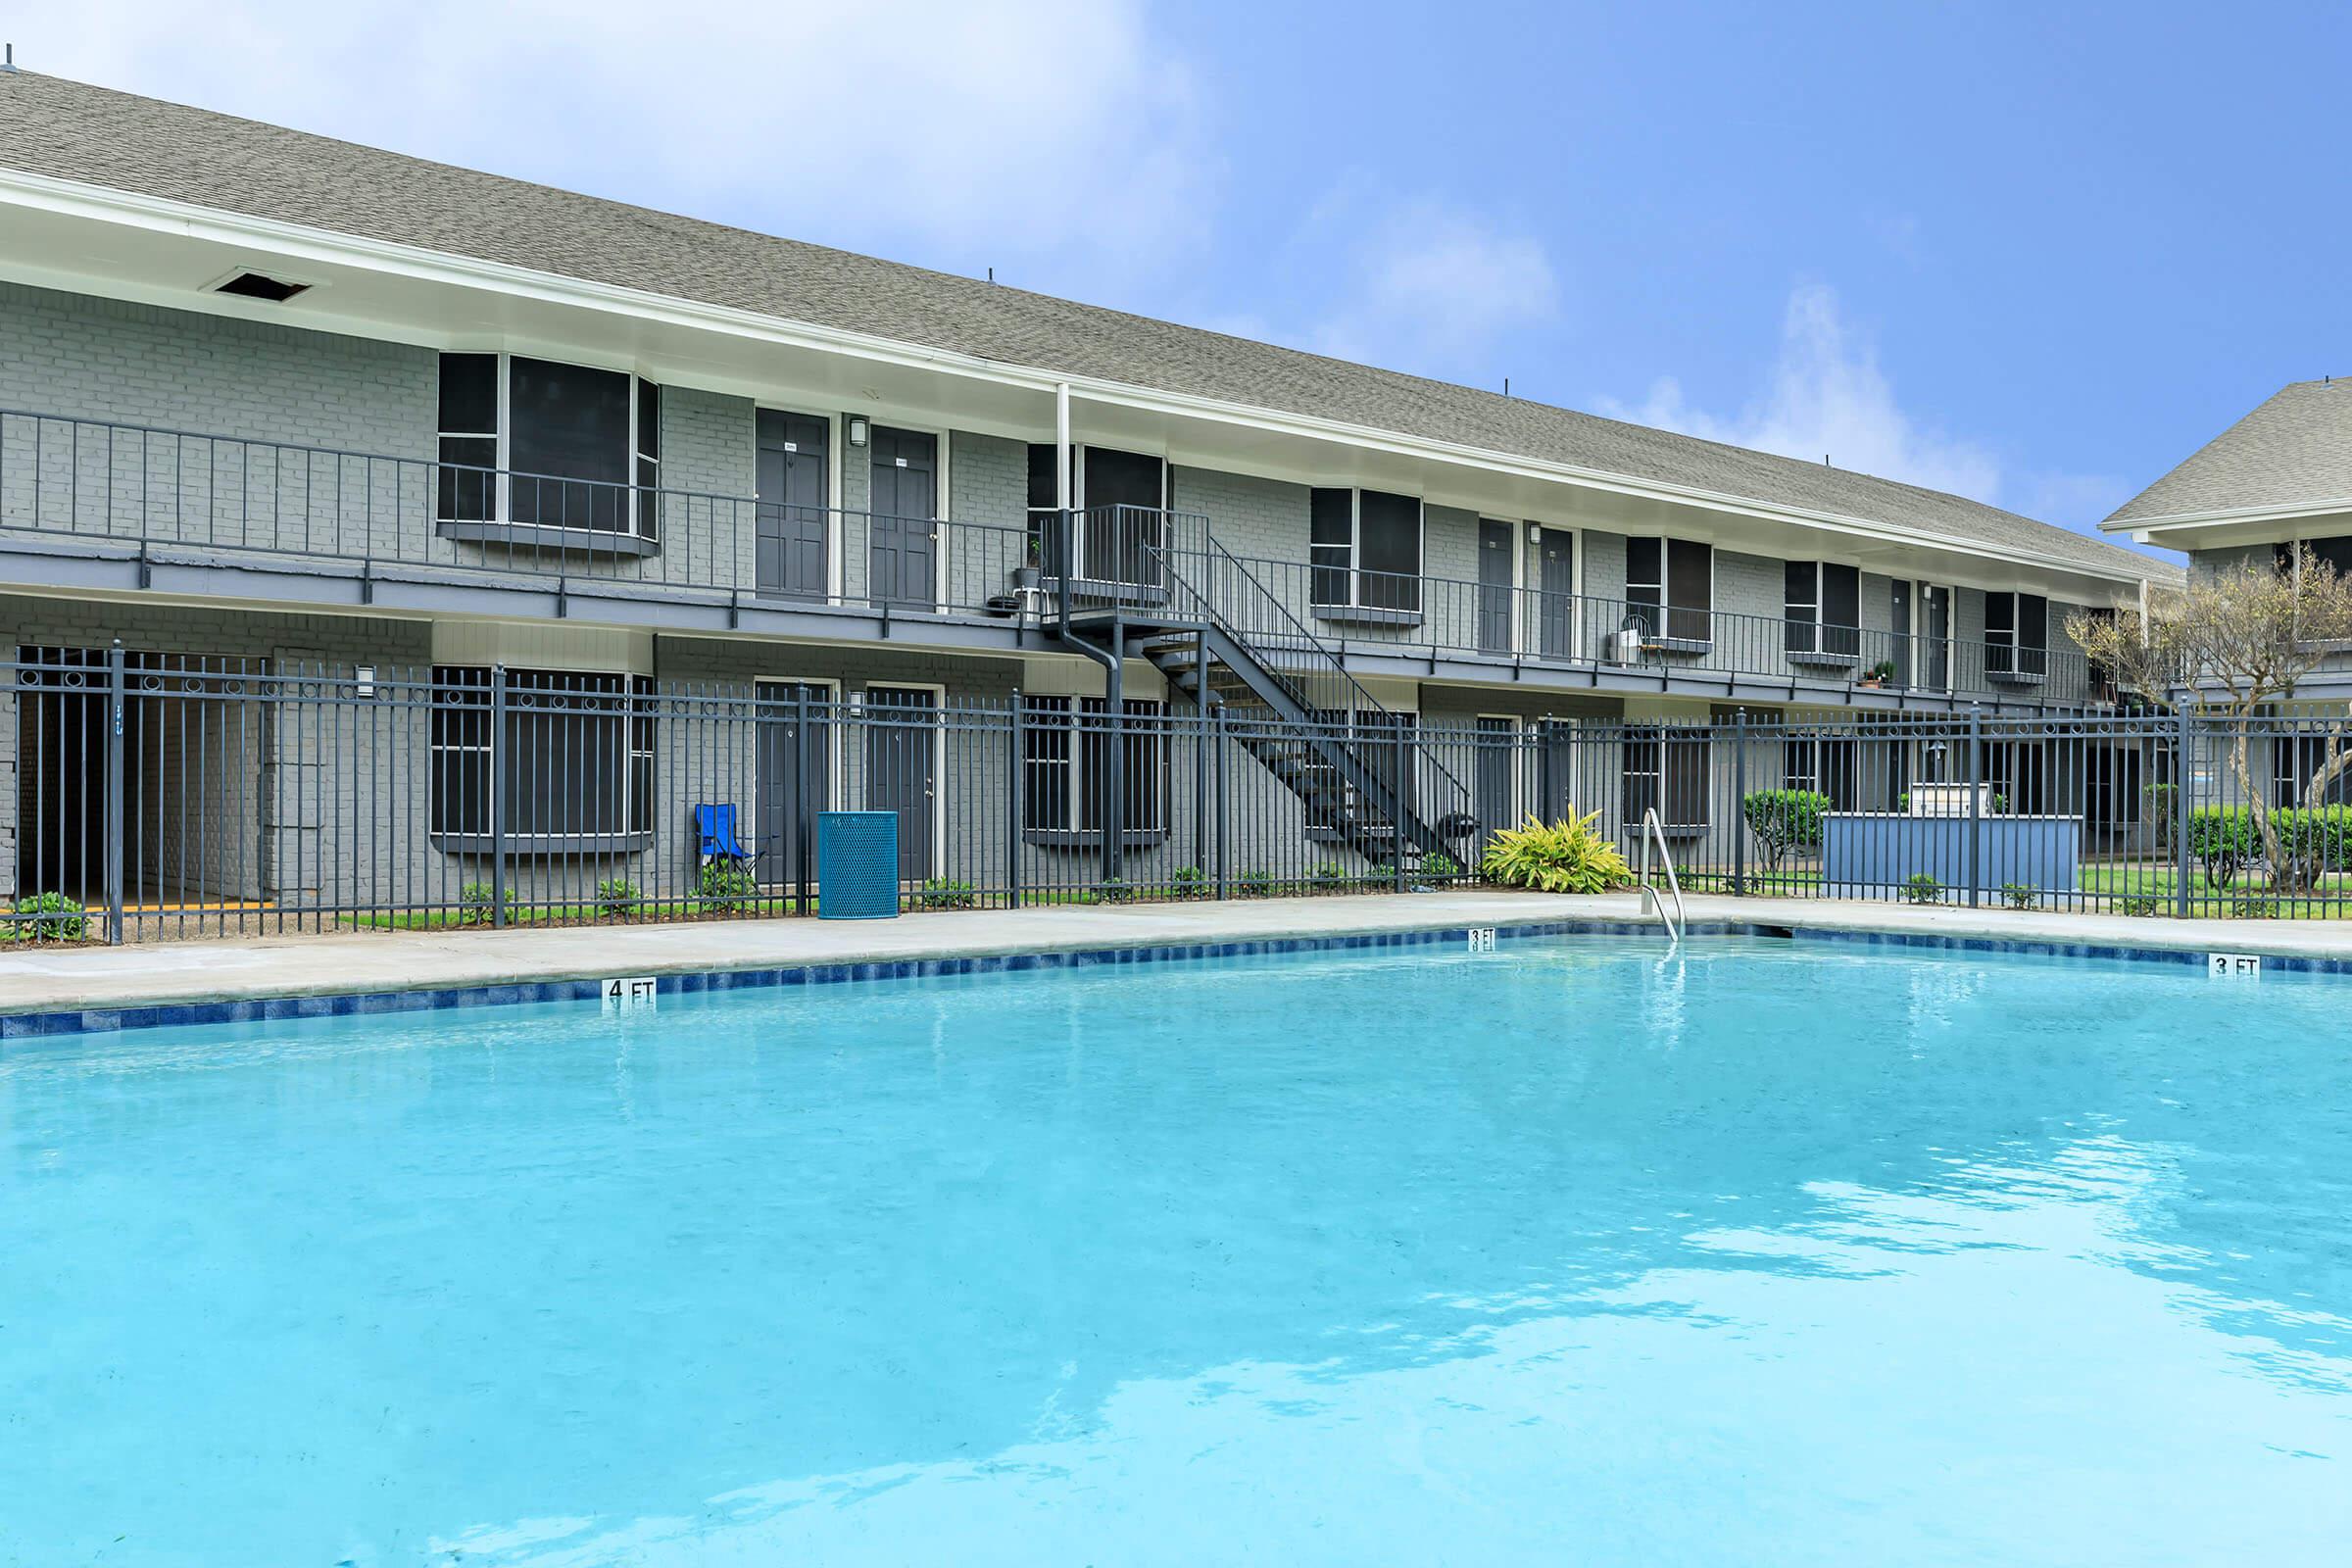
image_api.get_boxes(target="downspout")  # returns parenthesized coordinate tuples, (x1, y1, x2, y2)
(1042, 379, 1129, 884)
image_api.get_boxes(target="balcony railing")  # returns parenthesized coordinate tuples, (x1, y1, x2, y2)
(1222, 554, 2101, 705)
(0, 409, 1033, 619)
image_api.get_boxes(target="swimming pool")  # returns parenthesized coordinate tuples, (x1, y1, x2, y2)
(3, 935, 2348, 1565)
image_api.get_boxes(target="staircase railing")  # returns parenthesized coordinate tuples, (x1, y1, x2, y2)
(1067, 505, 1478, 857)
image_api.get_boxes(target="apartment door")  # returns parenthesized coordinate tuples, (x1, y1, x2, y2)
(1477, 520, 1515, 654)
(1474, 716, 1516, 848)
(863, 686, 936, 881)
(756, 682, 830, 887)
(867, 428, 937, 609)
(1888, 579, 1913, 688)
(1538, 528, 1575, 660)
(756, 412, 829, 599)
(1921, 584, 1952, 691)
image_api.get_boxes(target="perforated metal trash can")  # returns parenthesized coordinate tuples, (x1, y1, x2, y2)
(817, 810, 901, 919)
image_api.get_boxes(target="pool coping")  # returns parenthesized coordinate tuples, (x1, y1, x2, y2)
(6, 892, 2350, 1040)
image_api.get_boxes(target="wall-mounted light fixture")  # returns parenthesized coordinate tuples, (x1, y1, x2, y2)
(355, 665, 376, 699)
(1527, 524, 1542, 544)
(846, 416, 870, 448)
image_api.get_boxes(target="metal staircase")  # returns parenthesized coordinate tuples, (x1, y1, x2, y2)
(1046, 506, 1478, 870)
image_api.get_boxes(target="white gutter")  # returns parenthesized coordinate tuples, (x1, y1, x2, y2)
(0, 168, 2156, 590)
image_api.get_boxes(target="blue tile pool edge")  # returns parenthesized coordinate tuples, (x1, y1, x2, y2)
(6, 917, 2345, 1041)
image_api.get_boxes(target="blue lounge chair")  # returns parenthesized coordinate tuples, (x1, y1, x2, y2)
(694, 804, 764, 865)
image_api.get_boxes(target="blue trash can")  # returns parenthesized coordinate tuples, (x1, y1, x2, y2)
(818, 810, 900, 919)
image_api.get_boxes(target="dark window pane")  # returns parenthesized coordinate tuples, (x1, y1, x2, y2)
(1085, 447, 1164, 512)
(438, 353, 497, 434)
(1666, 538, 1711, 641)
(509, 357, 631, 530)
(1310, 488, 1352, 606)
(1027, 444, 1062, 511)
(1310, 488, 1352, 547)
(1357, 491, 1420, 611)
(1785, 560, 1817, 617)
(1822, 563, 1860, 657)
(635, 379, 661, 462)
(2017, 594, 2048, 651)
(437, 436, 497, 522)
(1985, 593, 2016, 635)
(1626, 536, 1662, 600)
(2309, 537, 2352, 578)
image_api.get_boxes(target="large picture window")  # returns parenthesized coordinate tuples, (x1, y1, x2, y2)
(1309, 488, 1422, 613)
(1623, 725, 1710, 831)
(1984, 592, 2049, 678)
(429, 665, 655, 843)
(437, 354, 662, 537)
(1784, 562, 1862, 660)
(1021, 696, 1167, 835)
(1626, 537, 1712, 644)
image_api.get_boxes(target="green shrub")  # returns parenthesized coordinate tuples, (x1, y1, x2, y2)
(2230, 895, 2272, 919)
(695, 858, 758, 913)
(2188, 804, 2352, 893)
(458, 881, 506, 926)
(1238, 868, 1275, 899)
(1480, 811, 1635, 895)
(911, 878, 975, 909)
(1742, 789, 1831, 868)
(1095, 876, 1132, 905)
(10, 891, 87, 942)
(2142, 783, 2179, 847)
(1903, 872, 1941, 906)
(2000, 882, 2035, 911)
(595, 879, 641, 920)
(1365, 860, 1396, 886)
(1306, 860, 1347, 889)
(2120, 896, 2162, 916)
(1170, 864, 1207, 900)
(1420, 850, 1464, 881)
(2185, 807, 2259, 889)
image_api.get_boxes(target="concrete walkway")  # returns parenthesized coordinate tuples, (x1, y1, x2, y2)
(5, 891, 2350, 1019)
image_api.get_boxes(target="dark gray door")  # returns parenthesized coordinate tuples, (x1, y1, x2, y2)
(868, 428, 937, 609)
(1477, 520, 1514, 654)
(1922, 585, 1951, 691)
(1888, 579, 1912, 688)
(757, 412, 829, 599)
(1474, 715, 1515, 847)
(757, 681, 830, 887)
(863, 686, 935, 881)
(1538, 528, 1575, 660)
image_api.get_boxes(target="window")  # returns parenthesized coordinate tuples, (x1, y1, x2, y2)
(1783, 734, 1859, 809)
(1623, 725, 1710, 830)
(1025, 445, 1168, 582)
(2273, 735, 2352, 808)
(1984, 741, 2048, 814)
(1984, 592, 2049, 677)
(1308, 488, 1422, 613)
(1626, 537, 1711, 643)
(436, 354, 663, 536)
(1021, 696, 1167, 835)
(2275, 537, 2352, 579)
(429, 665, 655, 842)
(1784, 562, 1862, 659)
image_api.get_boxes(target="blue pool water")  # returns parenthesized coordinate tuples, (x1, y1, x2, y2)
(4, 936, 2350, 1565)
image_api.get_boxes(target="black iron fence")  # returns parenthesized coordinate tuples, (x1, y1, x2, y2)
(9, 648, 2352, 943)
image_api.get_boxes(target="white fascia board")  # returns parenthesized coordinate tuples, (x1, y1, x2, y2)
(1, 168, 2150, 589)
(2104, 497, 2352, 536)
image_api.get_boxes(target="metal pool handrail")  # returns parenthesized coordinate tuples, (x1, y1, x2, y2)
(1638, 808, 1685, 949)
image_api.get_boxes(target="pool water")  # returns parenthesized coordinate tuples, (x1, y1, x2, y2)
(4, 936, 2350, 1565)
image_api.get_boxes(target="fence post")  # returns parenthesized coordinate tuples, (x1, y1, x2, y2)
(104, 639, 126, 945)
(1008, 691, 1025, 911)
(489, 663, 508, 928)
(1733, 707, 1747, 897)
(1104, 621, 1125, 891)
(1394, 721, 1409, 893)
(2175, 702, 2192, 919)
(795, 683, 813, 917)
(1966, 704, 1983, 909)
(1212, 700, 1229, 900)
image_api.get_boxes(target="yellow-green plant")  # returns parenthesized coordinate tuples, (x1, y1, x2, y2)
(1479, 812, 1634, 894)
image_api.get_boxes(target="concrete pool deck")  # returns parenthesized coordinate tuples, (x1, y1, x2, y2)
(7, 892, 2352, 1024)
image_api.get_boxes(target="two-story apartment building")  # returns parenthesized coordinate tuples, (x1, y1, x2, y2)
(0, 70, 2177, 923)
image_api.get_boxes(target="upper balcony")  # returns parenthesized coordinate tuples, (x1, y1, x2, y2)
(1211, 553, 2109, 710)
(0, 408, 2112, 710)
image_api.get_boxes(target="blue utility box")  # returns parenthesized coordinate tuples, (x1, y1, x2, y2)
(818, 810, 901, 919)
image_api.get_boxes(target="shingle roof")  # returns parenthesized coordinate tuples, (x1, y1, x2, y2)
(2107, 380, 2352, 526)
(0, 69, 2170, 584)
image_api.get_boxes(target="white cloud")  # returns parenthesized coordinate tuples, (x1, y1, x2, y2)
(1602, 284, 2002, 503)
(28, 1, 1211, 270)
(1307, 201, 1561, 372)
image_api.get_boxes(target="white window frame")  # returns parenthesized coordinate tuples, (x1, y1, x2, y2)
(1984, 590, 2050, 677)
(1311, 488, 1425, 612)
(438, 351, 662, 540)
(1020, 693, 1170, 836)
(1623, 534, 1714, 644)
(427, 663, 656, 845)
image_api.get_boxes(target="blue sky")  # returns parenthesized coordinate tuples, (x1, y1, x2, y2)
(37, 2, 2349, 557)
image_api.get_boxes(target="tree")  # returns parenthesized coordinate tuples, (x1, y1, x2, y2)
(2068, 547, 2352, 893)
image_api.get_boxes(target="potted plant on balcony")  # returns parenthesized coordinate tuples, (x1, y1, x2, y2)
(1857, 659, 1897, 689)
(1012, 535, 1044, 593)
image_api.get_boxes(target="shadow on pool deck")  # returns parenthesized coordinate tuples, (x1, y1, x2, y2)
(7, 892, 2352, 1021)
